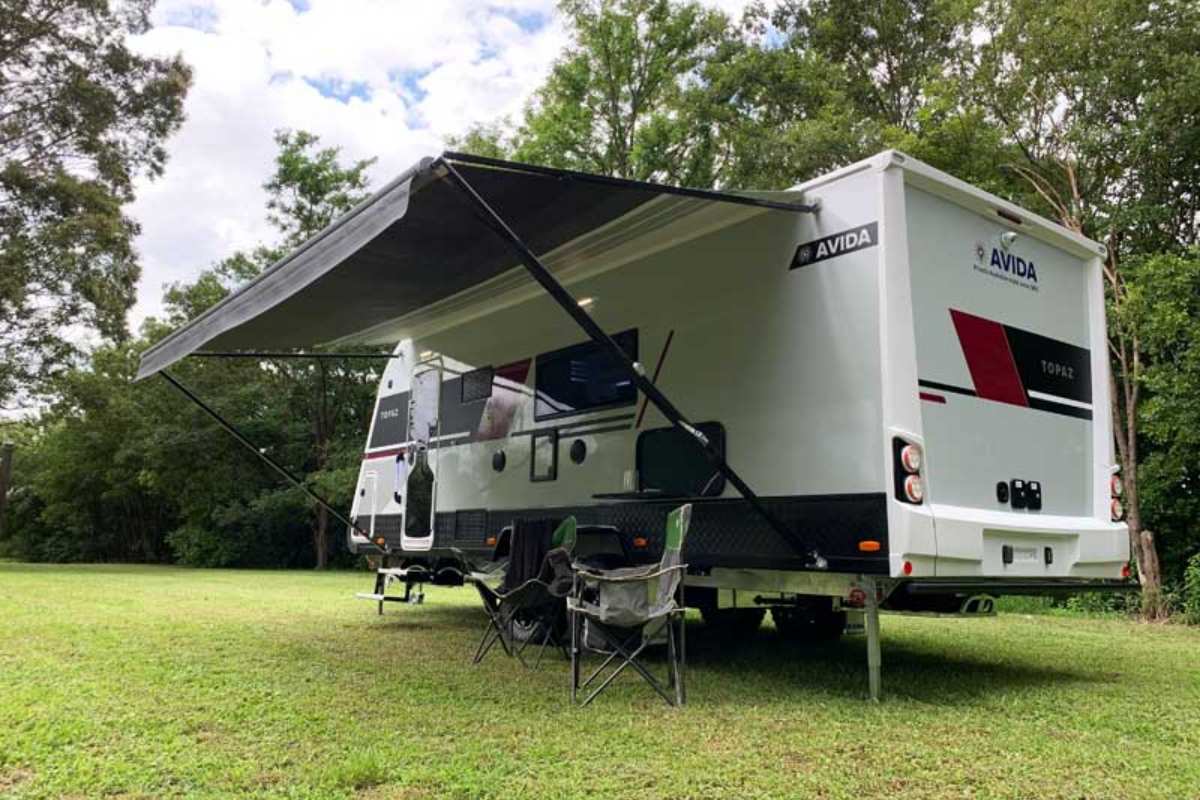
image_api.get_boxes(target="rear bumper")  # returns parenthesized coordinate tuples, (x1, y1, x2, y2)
(898, 502, 1129, 580)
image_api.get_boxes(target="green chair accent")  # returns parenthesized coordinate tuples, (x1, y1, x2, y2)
(551, 516, 577, 551)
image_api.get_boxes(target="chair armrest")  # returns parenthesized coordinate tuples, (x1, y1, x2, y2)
(574, 563, 688, 584)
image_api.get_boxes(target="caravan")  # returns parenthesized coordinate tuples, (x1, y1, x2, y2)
(139, 149, 1130, 695)
(342, 151, 1128, 626)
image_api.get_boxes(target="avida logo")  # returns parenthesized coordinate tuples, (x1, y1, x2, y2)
(790, 222, 879, 269)
(973, 239, 1039, 291)
(989, 248, 1038, 281)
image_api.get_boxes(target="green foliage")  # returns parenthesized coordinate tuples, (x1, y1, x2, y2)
(265, 130, 376, 246)
(512, 0, 734, 185)
(0, 0, 191, 408)
(2, 130, 379, 569)
(1184, 553, 1200, 625)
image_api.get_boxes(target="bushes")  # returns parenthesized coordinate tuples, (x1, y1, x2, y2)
(1184, 553, 1200, 625)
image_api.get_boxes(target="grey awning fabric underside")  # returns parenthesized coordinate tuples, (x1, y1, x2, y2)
(135, 154, 797, 381)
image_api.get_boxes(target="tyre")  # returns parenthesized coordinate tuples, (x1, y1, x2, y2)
(771, 603, 846, 643)
(700, 606, 766, 638)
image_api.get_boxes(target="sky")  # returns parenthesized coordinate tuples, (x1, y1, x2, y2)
(126, 0, 766, 330)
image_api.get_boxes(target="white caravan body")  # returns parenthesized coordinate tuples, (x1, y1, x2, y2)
(347, 151, 1128, 594)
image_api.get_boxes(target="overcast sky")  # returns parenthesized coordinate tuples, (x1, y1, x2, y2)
(126, 0, 764, 331)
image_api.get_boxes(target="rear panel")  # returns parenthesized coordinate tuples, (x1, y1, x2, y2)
(906, 185, 1094, 517)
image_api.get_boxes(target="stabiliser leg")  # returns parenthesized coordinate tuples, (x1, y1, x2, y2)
(864, 577, 882, 702)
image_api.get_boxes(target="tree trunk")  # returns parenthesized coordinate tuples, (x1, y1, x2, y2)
(1108, 297, 1164, 618)
(313, 502, 329, 570)
(0, 442, 13, 540)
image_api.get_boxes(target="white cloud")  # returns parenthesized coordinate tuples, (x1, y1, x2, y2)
(126, 0, 767, 331)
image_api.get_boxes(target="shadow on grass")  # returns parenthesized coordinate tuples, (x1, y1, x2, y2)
(674, 621, 1104, 704)
(351, 601, 1103, 706)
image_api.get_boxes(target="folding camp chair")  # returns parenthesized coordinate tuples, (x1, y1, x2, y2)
(568, 504, 692, 707)
(470, 516, 577, 669)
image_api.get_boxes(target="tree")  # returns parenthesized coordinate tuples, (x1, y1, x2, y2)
(711, 0, 979, 190)
(160, 130, 379, 569)
(1122, 251, 1200, 587)
(511, 0, 734, 186)
(259, 131, 378, 568)
(771, 0, 967, 133)
(968, 0, 1200, 613)
(0, 0, 191, 409)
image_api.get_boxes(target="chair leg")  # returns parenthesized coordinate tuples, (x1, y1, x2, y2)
(473, 604, 514, 664)
(570, 609, 580, 704)
(532, 621, 555, 670)
(667, 614, 686, 705)
(666, 615, 677, 691)
(580, 622, 676, 707)
(473, 618, 503, 663)
(677, 611, 687, 706)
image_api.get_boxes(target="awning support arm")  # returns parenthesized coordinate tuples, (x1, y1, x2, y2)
(160, 370, 366, 537)
(438, 159, 823, 568)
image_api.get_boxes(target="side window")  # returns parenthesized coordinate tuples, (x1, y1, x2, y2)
(534, 329, 637, 420)
(636, 422, 726, 497)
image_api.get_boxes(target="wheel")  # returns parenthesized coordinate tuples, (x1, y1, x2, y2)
(700, 606, 766, 638)
(771, 603, 846, 643)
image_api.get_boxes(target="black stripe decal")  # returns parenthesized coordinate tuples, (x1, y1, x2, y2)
(561, 423, 633, 438)
(558, 412, 636, 433)
(918, 379, 1092, 420)
(1026, 397, 1093, 420)
(917, 379, 976, 397)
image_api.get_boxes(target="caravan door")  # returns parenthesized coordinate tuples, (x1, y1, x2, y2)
(400, 367, 439, 552)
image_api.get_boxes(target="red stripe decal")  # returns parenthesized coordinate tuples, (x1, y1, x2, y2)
(950, 309, 1028, 406)
(495, 358, 531, 385)
(363, 447, 405, 461)
(919, 392, 946, 404)
(636, 329, 675, 429)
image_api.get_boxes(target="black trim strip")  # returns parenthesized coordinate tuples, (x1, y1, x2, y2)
(357, 492, 888, 575)
(444, 151, 817, 213)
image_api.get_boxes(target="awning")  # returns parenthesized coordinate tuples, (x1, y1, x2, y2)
(139, 152, 823, 566)
(136, 153, 807, 381)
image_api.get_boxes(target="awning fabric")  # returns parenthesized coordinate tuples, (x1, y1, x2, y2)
(136, 153, 801, 381)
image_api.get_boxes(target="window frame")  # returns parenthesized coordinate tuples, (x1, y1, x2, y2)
(532, 328, 639, 422)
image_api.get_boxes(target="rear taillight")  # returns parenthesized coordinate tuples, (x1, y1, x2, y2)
(1110, 498, 1124, 521)
(1121, 562, 1131, 579)
(893, 438, 924, 504)
(903, 475, 925, 503)
(1110, 474, 1123, 497)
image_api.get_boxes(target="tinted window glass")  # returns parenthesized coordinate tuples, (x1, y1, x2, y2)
(534, 330, 637, 420)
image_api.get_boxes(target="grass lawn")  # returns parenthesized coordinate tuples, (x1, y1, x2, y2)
(1, 563, 1198, 799)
